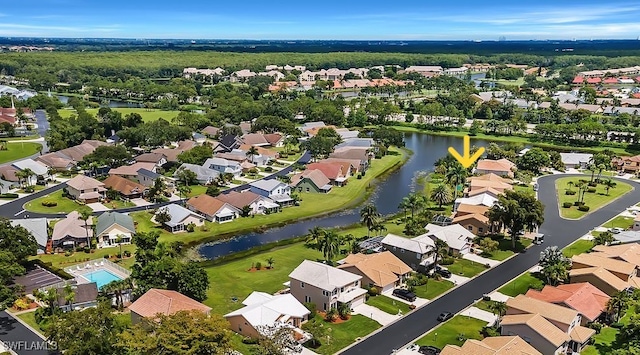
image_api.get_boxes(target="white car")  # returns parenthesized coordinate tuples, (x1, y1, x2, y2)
(610, 228, 623, 234)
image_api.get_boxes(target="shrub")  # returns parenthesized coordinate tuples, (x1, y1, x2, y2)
(578, 205, 590, 212)
(64, 251, 71, 257)
(304, 302, 317, 315)
(611, 322, 624, 329)
(241, 337, 259, 345)
(124, 250, 131, 257)
(481, 326, 500, 337)
(565, 190, 577, 195)
(23, 186, 35, 193)
(13, 298, 30, 311)
(574, 201, 584, 206)
(249, 168, 258, 174)
(186, 223, 195, 232)
(83, 246, 91, 253)
(255, 261, 262, 270)
(563, 202, 573, 208)
(587, 188, 597, 193)
(588, 321, 603, 334)
(368, 286, 379, 296)
(264, 166, 273, 172)
(588, 182, 597, 187)
(0, 193, 18, 199)
(115, 253, 122, 259)
(41, 200, 58, 207)
(325, 308, 338, 322)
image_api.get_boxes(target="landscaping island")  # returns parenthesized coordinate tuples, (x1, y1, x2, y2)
(555, 176, 633, 219)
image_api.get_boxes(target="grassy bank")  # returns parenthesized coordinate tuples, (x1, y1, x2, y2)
(58, 107, 181, 122)
(0, 142, 41, 164)
(555, 177, 633, 219)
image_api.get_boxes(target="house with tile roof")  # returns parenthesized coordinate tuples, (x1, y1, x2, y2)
(224, 291, 310, 339)
(454, 193, 498, 211)
(503, 294, 595, 354)
(0, 165, 19, 182)
(441, 335, 542, 355)
(476, 159, 516, 178)
(95, 212, 135, 248)
(65, 175, 106, 203)
(217, 190, 280, 215)
(203, 157, 242, 177)
(500, 313, 571, 355)
(592, 243, 640, 266)
(337, 251, 412, 293)
(290, 169, 333, 193)
(452, 213, 492, 236)
(109, 162, 157, 179)
(289, 260, 367, 312)
(571, 253, 638, 281)
(129, 288, 211, 324)
(612, 155, 640, 175)
(468, 178, 513, 194)
(201, 125, 220, 138)
(36, 153, 76, 171)
(134, 152, 168, 167)
(52, 211, 93, 249)
(175, 163, 219, 185)
(103, 175, 146, 200)
(329, 148, 370, 172)
(263, 133, 284, 147)
(569, 267, 630, 296)
(239, 133, 270, 147)
(525, 283, 609, 325)
(152, 204, 205, 233)
(424, 223, 475, 255)
(187, 194, 240, 223)
(307, 162, 349, 186)
(380, 233, 435, 271)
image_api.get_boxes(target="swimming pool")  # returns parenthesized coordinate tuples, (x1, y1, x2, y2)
(81, 269, 123, 289)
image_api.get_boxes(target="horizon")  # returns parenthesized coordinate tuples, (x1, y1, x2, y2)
(3, 1, 640, 40)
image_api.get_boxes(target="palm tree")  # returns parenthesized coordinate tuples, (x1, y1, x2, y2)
(319, 230, 340, 263)
(21, 168, 35, 187)
(266, 257, 275, 269)
(430, 184, 453, 209)
(307, 226, 324, 249)
(398, 196, 411, 221)
(567, 181, 575, 192)
(15, 170, 27, 188)
(594, 231, 614, 246)
(539, 246, 572, 286)
(445, 163, 468, 199)
(596, 163, 607, 182)
(432, 239, 449, 270)
(63, 284, 75, 311)
(77, 209, 93, 248)
(177, 184, 191, 203)
(604, 179, 617, 196)
(360, 204, 381, 238)
(115, 234, 125, 259)
(488, 301, 507, 327)
(246, 146, 259, 164)
(606, 291, 630, 322)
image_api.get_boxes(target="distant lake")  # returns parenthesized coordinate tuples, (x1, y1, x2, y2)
(57, 95, 143, 108)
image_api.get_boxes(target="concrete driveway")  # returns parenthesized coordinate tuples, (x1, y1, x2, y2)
(87, 202, 110, 212)
(352, 304, 399, 326)
(131, 198, 152, 207)
(463, 253, 500, 267)
(463, 306, 498, 326)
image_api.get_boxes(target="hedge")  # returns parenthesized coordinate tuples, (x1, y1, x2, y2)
(562, 202, 573, 208)
(565, 190, 577, 195)
(0, 193, 18, 199)
(41, 200, 57, 207)
(578, 205, 590, 212)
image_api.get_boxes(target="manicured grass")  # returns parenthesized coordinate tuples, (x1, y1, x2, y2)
(415, 315, 486, 349)
(498, 272, 544, 297)
(602, 216, 634, 230)
(563, 239, 594, 257)
(186, 184, 207, 198)
(30, 244, 137, 270)
(25, 190, 90, 214)
(16, 311, 44, 334)
(229, 333, 259, 355)
(556, 177, 633, 219)
(58, 107, 181, 122)
(0, 142, 41, 164)
(581, 327, 620, 355)
(203, 242, 325, 315)
(514, 184, 535, 195)
(104, 199, 136, 209)
(412, 279, 455, 300)
(365, 295, 411, 315)
(18, 185, 46, 193)
(447, 259, 487, 278)
(474, 300, 500, 313)
(133, 148, 405, 245)
(305, 314, 381, 355)
(483, 237, 531, 261)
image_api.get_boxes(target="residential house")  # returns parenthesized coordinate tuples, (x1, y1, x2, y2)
(129, 288, 212, 324)
(65, 175, 106, 203)
(56, 283, 99, 312)
(329, 148, 370, 172)
(454, 193, 497, 211)
(175, 163, 219, 185)
(569, 267, 631, 296)
(103, 175, 146, 200)
(322, 158, 361, 176)
(290, 169, 333, 193)
(151, 146, 195, 163)
(440, 336, 542, 355)
(36, 153, 76, 171)
(187, 194, 240, 223)
(203, 157, 242, 177)
(12, 159, 48, 185)
(335, 138, 374, 150)
(475, 159, 517, 178)
(452, 212, 492, 236)
(192, 133, 206, 145)
(264, 133, 284, 147)
(240, 133, 270, 147)
(503, 294, 595, 354)
(216, 134, 241, 152)
(525, 283, 610, 325)
(134, 153, 168, 168)
(560, 153, 593, 170)
(307, 162, 349, 186)
(137, 168, 161, 187)
(0, 165, 19, 183)
(217, 190, 280, 215)
(249, 179, 293, 206)
(468, 174, 513, 194)
(95, 212, 135, 248)
(500, 313, 571, 355)
(230, 69, 257, 82)
(109, 162, 156, 179)
(381, 233, 435, 271)
(337, 251, 412, 293)
(423, 223, 475, 255)
(571, 253, 638, 282)
(201, 126, 220, 138)
(152, 204, 205, 233)
(236, 146, 276, 166)
(592, 243, 640, 266)
(0, 178, 15, 193)
(36, 140, 109, 170)
(289, 260, 367, 312)
(10, 218, 48, 254)
(224, 292, 310, 339)
(52, 211, 93, 249)
(466, 187, 502, 199)
(612, 155, 640, 175)
(299, 121, 326, 133)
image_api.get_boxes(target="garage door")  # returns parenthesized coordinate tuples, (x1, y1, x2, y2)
(350, 294, 365, 307)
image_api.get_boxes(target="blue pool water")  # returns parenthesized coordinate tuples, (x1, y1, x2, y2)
(81, 269, 123, 289)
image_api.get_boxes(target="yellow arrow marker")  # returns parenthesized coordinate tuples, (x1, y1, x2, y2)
(448, 135, 485, 169)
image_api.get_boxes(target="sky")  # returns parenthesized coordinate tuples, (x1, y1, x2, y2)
(2, 0, 640, 40)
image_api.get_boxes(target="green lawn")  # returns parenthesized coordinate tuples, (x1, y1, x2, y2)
(447, 259, 487, 278)
(15, 311, 44, 334)
(556, 177, 633, 219)
(581, 327, 620, 355)
(0, 142, 41, 164)
(186, 185, 207, 198)
(25, 190, 90, 214)
(498, 272, 544, 297)
(30, 244, 137, 270)
(105, 199, 136, 209)
(58, 107, 181, 122)
(563, 239, 594, 257)
(413, 279, 455, 300)
(415, 315, 486, 349)
(602, 216, 634, 230)
(366, 295, 411, 315)
(474, 300, 499, 313)
(304, 314, 381, 355)
(483, 237, 531, 261)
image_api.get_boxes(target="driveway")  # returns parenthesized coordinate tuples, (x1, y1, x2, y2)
(352, 304, 399, 326)
(463, 306, 498, 326)
(0, 311, 55, 354)
(383, 292, 429, 307)
(463, 253, 500, 267)
(341, 175, 640, 355)
(131, 198, 152, 207)
(86, 202, 110, 212)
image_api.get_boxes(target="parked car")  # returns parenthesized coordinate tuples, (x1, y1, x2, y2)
(611, 228, 623, 234)
(434, 265, 451, 278)
(437, 312, 453, 321)
(419, 345, 441, 355)
(392, 288, 417, 302)
(406, 344, 420, 352)
(533, 183, 539, 191)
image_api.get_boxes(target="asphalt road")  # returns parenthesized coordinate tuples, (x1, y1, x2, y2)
(0, 311, 55, 354)
(341, 174, 640, 355)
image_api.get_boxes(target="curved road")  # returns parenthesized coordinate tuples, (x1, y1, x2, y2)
(341, 174, 640, 355)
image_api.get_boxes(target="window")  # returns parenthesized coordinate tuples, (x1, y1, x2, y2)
(301, 282, 305, 288)
(340, 287, 344, 292)
(467, 225, 473, 231)
(479, 227, 484, 233)
(417, 253, 421, 259)
(305, 296, 311, 303)
(355, 281, 359, 286)
(323, 303, 327, 311)
(401, 248, 405, 253)
(306, 188, 310, 192)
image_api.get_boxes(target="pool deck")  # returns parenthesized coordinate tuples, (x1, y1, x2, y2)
(64, 259, 130, 286)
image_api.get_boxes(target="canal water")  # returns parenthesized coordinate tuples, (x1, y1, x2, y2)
(198, 133, 492, 259)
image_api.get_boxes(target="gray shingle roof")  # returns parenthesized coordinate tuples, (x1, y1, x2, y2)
(10, 218, 48, 249)
(157, 204, 204, 227)
(95, 212, 135, 237)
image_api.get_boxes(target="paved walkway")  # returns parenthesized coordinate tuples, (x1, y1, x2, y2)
(463, 306, 498, 326)
(463, 253, 500, 267)
(352, 303, 400, 326)
(448, 274, 471, 286)
(487, 291, 510, 302)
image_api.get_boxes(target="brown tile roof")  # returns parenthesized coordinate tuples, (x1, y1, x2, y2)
(525, 283, 609, 322)
(135, 152, 166, 164)
(202, 126, 220, 136)
(337, 251, 412, 288)
(476, 159, 516, 174)
(109, 162, 156, 177)
(187, 194, 233, 216)
(500, 313, 570, 347)
(506, 294, 579, 325)
(453, 213, 489, 225)
(290, 169, 331, 189)
(52, 211, 93, 241)
(570, 325, 596, 343)
(150, 148, 183, 162)
(571, 253, 637, 277)
(36, 153, 75, 169)
(467, 187, 502, 197)
(469, 179, 513, 192)
(216, 190, 262, 209)
(592, 243, 640, 266)
(569, 267, 629, 291)
(129, 288, 211, 319)
(176, 140, 196, 151)
(307, 162, 345, 180)
(329, 148, 369, 163)
(456, 204, 489, 216)
(240, 133, 269, 146)
(442, 336, 543, 355)
(0, 165, 19, 181)
(103, 175, 146, 197)
(263, 133, 283, 145)
(66, 175, 105, 191)
(322, 158, 361, 172)
(469, 173, 512, 183)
